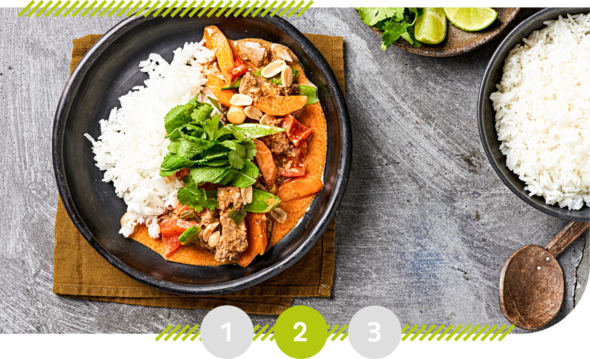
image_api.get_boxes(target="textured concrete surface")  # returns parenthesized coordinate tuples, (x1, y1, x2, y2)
(0, 8, 588, 334)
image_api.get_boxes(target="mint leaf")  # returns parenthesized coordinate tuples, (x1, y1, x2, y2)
(160, 153, 196, 177)
(357, 8, 403, 26)
(220, 160, 259, 188)
(168, 137, 214, 158)
(191, 102, 214, 123)
(189, 166, 231, 184)
(164, 105, 188, 134)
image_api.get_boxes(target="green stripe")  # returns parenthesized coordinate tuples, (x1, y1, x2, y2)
(18, 1, 35, 17)
(436, 324, 453, 341)
(188, 0, 203, 16)
(182, 324, 199, 341)
(445, 324, 462, 341)
(108, 0, 123, 16)
(190, 329, 200, 341)
(233, 0, 248, 17)
(90, 0, 106, 16)
(454, 325, 471, 341)
(215, 0, 231, 17)
(127, 0, 143, 16)
(173, 325, 190, 341)
(164, 325, 181, 341)
(46, 0, 62, 16)
(27, 1, 43, 17)
(81, 0, 97, 16)
(332, 325, 348, 341)
(418, 324, 437, 341)
(55, 0, 71, 16)
(401, 324, 418, 341)
(480, 324, 497, 341)
(278, 0, 293, 17)
(498, 324, 515, 342)
(37, 0, 53, 17)
(489, 324, 506, 342)
(117, 0, 133, 16)
(162, 1, 178, 17)
(472, 325, 489, 341)
(225, 0, 240, 16)
(259, 0, 274, 17)
(152, 0, 169, 16)
(253, 324, 267, 341)
(297, 0, 311, 17)
(250, 0, 265, 17)
(155, 324, 173, 341)
(410, 324, 427, 341)
(179, 0, 195, 16)
(144, 0, 160, 16)
(260, 325, 274, 341)
(198, 0, 214, 16)
(427, 325, 445, 341)
(463, 324, 480, 341)
(287, 0, 302, 17)
(135, 0, 151, 16)
(269, 0, 284, 17)
(171, 0, 187, 16)
(99, 0, 114, 16)
(206, 0, 222, 17)
(72, 0, 89, 17)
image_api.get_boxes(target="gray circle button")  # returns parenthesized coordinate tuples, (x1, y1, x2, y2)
(201, 305, 253, 358)
(349, 306, 401, 359)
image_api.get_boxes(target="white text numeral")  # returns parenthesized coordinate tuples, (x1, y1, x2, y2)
(294, 322, 307, 342)
(221, 322, 231, 341)
(368, 322, 381, 342)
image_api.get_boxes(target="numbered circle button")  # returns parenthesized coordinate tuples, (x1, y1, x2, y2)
(201, 306, 253, 359)
(274, 306, 328, 358)
(349, 306, 401, 359)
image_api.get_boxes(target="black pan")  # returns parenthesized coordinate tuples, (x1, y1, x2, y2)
(53, 15, 351, 295)
(478, 8, 590, 222)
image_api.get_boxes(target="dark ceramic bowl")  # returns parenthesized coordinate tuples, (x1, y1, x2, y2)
(478, 8, 590, 222)
(53, 15, 351, 295)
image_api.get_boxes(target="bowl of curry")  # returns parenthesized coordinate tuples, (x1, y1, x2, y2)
(53, 15, 351, 295)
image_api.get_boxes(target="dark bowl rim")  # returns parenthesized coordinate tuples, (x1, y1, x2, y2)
(477, 7, 590, 222)
(52, 15, 352, 295)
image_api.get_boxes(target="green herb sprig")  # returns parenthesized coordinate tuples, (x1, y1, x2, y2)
(160, 96, 285, 212)
(357, 8, 422, 50)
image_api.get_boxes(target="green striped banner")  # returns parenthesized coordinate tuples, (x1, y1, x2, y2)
(17, 0, 313, 17)
(155, 323, 516, 342)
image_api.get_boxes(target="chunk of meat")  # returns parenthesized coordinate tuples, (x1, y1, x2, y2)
(259, 114, 282, 127)
(239, 72, 281, 99)
(215, 187, 248, 262)
(261, 132, 291, 156)
(236, 40, 270, 68)
(271, 44, 297, 65)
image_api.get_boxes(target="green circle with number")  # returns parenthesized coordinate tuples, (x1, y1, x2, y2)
(274, 306, 328, 358)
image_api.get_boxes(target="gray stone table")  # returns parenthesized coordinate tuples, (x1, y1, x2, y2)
(1, 7, 588, 333)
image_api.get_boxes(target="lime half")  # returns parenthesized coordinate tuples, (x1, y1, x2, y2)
(444, 8, 498, 32)
(415, 8, 447, 45)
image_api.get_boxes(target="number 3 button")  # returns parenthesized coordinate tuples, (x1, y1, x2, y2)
(201, 306, 253, 359)
(349, 306, 401, 359)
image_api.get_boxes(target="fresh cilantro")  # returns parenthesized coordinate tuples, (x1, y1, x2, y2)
(357, 8, 404, 26)
(357, 7, 422, 50)
(177, 177, 219, 212)
(221, 139, 257, 170)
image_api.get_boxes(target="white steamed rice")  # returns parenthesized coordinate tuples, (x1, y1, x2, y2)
(85, 40, 215, 238)
(491, 13, 590, 210)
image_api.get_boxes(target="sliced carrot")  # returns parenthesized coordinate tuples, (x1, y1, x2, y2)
(276, 176, 323, 202)
(253, 139, 277, 186)
(239, 213, 268, 267)
(204, 26, 235, 85)
(206, 75, 234, 108)
(254, 96, 308, 116)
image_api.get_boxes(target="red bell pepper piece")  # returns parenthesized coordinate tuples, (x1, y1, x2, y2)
(160, 219, 198, 257)
(280, 158, 306, 177)
(231, 58, 248, 81)
(281, 114, 313, 147)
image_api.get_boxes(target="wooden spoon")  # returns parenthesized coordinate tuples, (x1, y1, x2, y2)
(499, 221, 590, 330)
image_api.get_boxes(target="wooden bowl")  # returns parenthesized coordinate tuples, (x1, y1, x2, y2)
(371, 8, 520, 57)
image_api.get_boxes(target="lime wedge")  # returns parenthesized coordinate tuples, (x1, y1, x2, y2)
(414, 8, 447, 45)
(443, 8, 498, 32)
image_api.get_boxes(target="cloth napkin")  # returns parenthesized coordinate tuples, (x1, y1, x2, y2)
(53, 32, 344, 315)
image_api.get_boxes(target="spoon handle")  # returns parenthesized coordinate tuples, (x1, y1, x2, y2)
(545, 221, 590, 257)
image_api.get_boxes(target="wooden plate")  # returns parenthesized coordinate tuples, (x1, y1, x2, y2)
(371, 8, 520, 57)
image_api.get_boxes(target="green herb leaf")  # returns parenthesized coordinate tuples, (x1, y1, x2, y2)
(168, 137, 214, 158)
(178, 225, 201, 246)
(191, 102, 214, 123)
(298, 85, 319, 105)
(226, 123, 285, 139)
(164, 105, 188, 134)
(228, 207, 247, 226)
(220, 160, 259, 188)
(177, 178, 219, 212)
(159, 153, 196, 177)
(380, 20, 410, 50)
(357, 8, 404, 26)
(189, 166, 231, 184)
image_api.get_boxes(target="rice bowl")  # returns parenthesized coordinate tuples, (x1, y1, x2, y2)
(490, 13, 590, 210)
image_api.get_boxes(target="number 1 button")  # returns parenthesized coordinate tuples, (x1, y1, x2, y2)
(201, 305, 253, 359)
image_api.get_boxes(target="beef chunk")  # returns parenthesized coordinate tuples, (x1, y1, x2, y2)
(215, 187, 248, 262)
(237, 40, 270, 68)
(239, 72, 281, 99)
